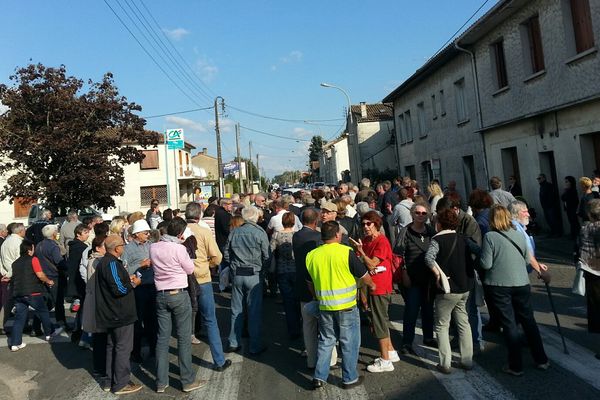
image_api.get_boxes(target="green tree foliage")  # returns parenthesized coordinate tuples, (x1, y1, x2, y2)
(0, 63, 158, 212)
(309, 135, 326, 161)
(272, 170, 304, 185)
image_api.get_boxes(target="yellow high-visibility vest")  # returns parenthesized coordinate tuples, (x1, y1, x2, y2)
(306, 243, 357, 311)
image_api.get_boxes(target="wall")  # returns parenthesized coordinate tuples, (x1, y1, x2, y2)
(357, 120, 397, 174)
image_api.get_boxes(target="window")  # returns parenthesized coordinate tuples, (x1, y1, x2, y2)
(439, 90, 446, 116)
(570, 0, 595, 53)
(417, 102, 427, 137)
(491, 39, 509, 89)
(454, 78, 468, 123)
(140, 185, 167, 206)
(13, 197, 35, 218)
(523, 15, 545, 73)
(404, 110, 413, 142)
(140, 150, 159, 170)
(431, 94, 437, 119)
(397, 114, 405, 144)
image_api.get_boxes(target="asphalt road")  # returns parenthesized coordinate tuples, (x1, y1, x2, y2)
(1, 237, 598, 400)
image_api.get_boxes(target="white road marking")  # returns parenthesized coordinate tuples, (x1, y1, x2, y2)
(389, 321, 518, 400)
(538, 325, 600, 391)
(188, 342, 244, 400)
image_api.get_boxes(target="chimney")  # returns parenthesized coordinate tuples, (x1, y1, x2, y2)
(360, 102, 367, 119)
(202, 147, 207, 155)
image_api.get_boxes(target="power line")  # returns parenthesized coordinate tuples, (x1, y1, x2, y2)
(228, 105, 345, 123)
(137, 0, 216, 102)
(239, 125, 311, 142)
(103, 0, 203, 107)
(142, 106, 214, 119)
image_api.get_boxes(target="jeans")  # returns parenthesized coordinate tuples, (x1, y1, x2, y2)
(301, 301, 338, 369)
(155, 290, 194, 387)
(11, 295, 52, 346)
(314, 306, 360, 384)
(402, 285, 434, 345)
(466, 288, 483, 347)
(196, 282, 226, 367)
(488, 285, 548, 372)
(228, 274, 263, 353)
(277, 272, 301, 337)
(133, 284, 157, 357)
(434, 292, 473, 369)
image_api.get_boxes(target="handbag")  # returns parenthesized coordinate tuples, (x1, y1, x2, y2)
(572, 261, 586, 296)
(432, 234, 458, 294)
(391, 227, 408, 284)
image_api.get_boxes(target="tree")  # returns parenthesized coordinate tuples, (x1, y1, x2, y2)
(0, 63, 158, 212)
(308, 135, 326, 162)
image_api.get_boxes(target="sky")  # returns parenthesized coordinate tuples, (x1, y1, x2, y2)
(0, 0, 496, 178)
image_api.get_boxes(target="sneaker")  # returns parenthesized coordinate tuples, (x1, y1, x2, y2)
(156, 384, 169, 393)
(502, 365, 524, 377)
(191, 335, 201, 345)
(536, 362, 550, 370)
(182, 378, 208, 393)
(367, 358, 394, 373)
(113, 382, 142, 395)
(388, 350, 400, 363)
(52, 326, 64, 337)
(10, 343, 26, 352)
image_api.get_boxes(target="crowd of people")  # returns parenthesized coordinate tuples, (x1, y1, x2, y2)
(0, 172, 598, 394)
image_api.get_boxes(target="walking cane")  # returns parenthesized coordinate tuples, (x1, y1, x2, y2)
(543, 281, 569, 354)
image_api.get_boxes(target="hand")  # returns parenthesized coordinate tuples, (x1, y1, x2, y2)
(130, 275, 141, 287)
(140, 258, 151, 268)
(1, 276, 10, 283)
(385, 203, 392, 214)
(538, 270, 551, 284)
(47, 280, 54, 287)
(368, 282, 376, 291)
(539, 263, 548, 271)
(434, 273, 442, 289)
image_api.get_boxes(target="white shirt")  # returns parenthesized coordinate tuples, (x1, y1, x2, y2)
(0, 234, 24, 277)
(267, 209, 303, 233)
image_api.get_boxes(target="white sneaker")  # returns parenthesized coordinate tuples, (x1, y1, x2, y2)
(10, 343, 27, 352)
(367, 357, 394, 373)
(191, 335, 201, 345)
(388, 350, 400, 363)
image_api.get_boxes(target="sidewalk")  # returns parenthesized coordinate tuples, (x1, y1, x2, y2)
(532, 233, 576, 265)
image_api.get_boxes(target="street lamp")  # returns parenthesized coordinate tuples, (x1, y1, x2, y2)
(320, 83, 352, 123)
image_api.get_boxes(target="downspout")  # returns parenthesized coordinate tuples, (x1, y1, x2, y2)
(454, 40, 490, 183)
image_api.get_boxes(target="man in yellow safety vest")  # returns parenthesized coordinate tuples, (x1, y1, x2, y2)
(306, 221, 375, 390)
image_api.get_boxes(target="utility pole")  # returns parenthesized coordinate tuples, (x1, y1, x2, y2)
(248, 141, 253, 192)
(256, 153, 260, 191)
(235, 123, 243, 193)
(214, 96, 225, 197)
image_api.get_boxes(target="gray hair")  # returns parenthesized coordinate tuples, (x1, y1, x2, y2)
(67, 210, 79, 222)
(42, 224, 58, 239)
(508, 201, 528, 218)
(219, 198, 232, 206)
(241, 205, 260, 223)
(588, 199, 600, 222)
(0, 224, 7, 233)
(230, 193, 240, 203)
(360, 177, 371, 189)
(10, 223, 25, 235)
(185, 202, 203, 221)
(42, 209, 52, 220)
(281, 195, 294, 207)
(356, 202, 371, 217)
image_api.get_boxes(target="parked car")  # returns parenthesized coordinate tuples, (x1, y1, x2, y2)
(28, 204, 114, 227)
(313, 182, 325, 189)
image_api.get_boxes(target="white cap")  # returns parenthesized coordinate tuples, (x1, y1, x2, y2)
(131, 219, 151, 235)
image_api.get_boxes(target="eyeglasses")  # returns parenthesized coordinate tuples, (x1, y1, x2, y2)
(414, 211, 428, 216)
(361, 221, 373, 226)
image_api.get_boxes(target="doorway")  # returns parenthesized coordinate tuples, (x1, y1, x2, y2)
(539, 151, 563, 234)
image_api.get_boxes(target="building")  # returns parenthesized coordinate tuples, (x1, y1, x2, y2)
(347, 103, 396, 181)
(459, 0, 600, 230)
(192, 147, 219, 181)
(383, 46, 488, 202)
(319, 134, 350, 184)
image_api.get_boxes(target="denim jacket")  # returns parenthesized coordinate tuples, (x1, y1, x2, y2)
(224, 221, 270, 274)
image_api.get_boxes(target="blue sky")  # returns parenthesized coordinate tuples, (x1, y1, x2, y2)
(1, 0, 496, 177)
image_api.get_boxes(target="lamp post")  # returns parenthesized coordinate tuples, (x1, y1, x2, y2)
(320, 82, 359, 182)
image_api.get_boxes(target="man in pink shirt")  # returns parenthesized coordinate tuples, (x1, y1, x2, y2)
(150, 217, 206, 393)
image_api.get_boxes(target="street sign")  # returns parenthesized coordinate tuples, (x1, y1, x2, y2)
(166, 128, 184, 150)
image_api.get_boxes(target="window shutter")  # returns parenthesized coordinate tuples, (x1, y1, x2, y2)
(571, 0, 595, 53)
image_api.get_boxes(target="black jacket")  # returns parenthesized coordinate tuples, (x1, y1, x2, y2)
(95, 253, 137, 330)
(292, 227, 322, 303)
(67, 239, 88, 298)
(214, 206, 232, 249)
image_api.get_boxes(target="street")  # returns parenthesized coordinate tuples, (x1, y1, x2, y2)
(0, 236, 597, 400)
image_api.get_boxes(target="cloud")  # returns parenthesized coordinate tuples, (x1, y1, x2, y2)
(292, 127, 313, 139)
(165, 116, 206, 132)
(271, 50, 303, 71)
(0, 103, 8, 115)
(162, 27, 190, 41)
(207, 118, 235, 134)
(195, 56, 218, 83)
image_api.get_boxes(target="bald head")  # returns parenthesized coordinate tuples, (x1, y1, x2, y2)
(301, 208, 319, 227)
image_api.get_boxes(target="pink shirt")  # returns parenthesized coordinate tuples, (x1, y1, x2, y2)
(149, 241, 195, 291)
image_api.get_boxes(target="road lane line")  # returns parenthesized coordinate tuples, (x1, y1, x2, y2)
(390, 321, 517, 400)
(538, 325, 600, 391)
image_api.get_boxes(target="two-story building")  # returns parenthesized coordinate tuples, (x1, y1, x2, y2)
(319, 134, 350, 184)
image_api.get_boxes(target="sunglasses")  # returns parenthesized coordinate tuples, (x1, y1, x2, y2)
(414, 211, 428, 216)
(361, 221, 374, 226)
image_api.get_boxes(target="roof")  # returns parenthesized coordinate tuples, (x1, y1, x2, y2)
(192, 152, 217, 160)
(322, 133, 348, 150)
(350, 103, 394, 122)
(382, 0, 528, 104)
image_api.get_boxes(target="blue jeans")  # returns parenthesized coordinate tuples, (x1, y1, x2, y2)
(155, 290, 194, 387)
(314, 306, 360, 384)
(467, 289, 483, 346)
(277, 272, 301, 337)
(402, 286, 434, 345)
(228, 274, 263, 353)
(11, 294, 52, 346)
(196, 282, 225, 367)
